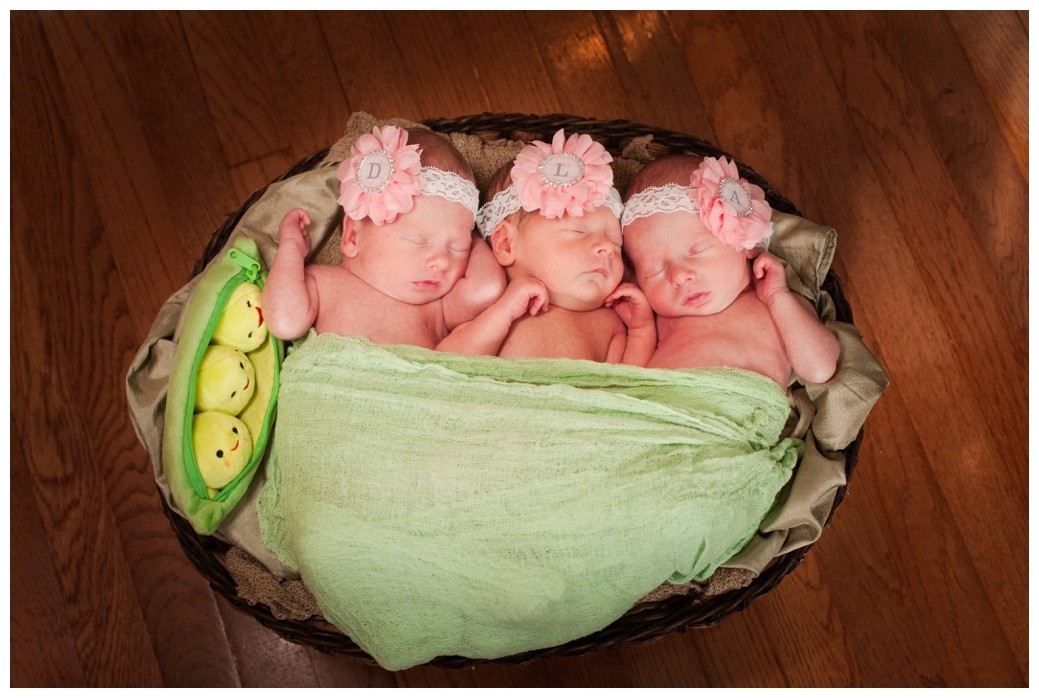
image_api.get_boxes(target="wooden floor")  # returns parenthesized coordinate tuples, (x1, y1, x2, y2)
(8, 10, 1028, 687)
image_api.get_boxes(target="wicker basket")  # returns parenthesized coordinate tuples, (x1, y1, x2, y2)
(167, 113, 862, 668)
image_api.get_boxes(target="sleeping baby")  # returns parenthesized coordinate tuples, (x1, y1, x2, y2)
(438, 129, 655, 365)
(263, 125, 504, 349)
(621, 154, 839, 387)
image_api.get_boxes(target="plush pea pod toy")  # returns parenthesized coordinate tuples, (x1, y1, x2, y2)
(163, 236, 283, 535)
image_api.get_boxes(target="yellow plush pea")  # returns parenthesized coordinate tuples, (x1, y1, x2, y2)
(238, 333, 276, 447)
(212, 282, 268, 352)
(196, 345, 256, 415)
(192, 411, 253, 490)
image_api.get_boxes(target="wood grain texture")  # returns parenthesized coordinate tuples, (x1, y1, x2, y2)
(887, 12, 1028, 332)
(9, 9, 1027, 687)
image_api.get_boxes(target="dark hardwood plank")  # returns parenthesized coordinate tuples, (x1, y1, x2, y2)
(181, 10, 347, 168)
(106, 11, 245, 261)
(9, 438, 90, 687)
(596, 11, 716, 142)
(10, 14, 165, 687)
(25, 11, 247, 687)
(375, 11, 490, 119)
(526, 10, 635, 120)
(322, 11, 487, 121)
(821, 392, 1022, 686)
(663, 11, 791, 190)
(946, 11, 1028, 180)
(598, 10, 718, 142)
(37, 11, 201, 330)
(880, 11, 1027, 332)
(10, 148, 165, 690)
(454, 11, 563, 116)
(802, 13, 1027, 674)
(320, 12, 423, 120)
(750, 557, 858, 686)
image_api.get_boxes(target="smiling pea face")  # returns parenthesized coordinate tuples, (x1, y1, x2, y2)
(212, 282, 268, 352)
(195, 344, 256, 415)
(192, 411, 253, 490)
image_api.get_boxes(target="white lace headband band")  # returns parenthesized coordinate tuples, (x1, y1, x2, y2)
(621, 179, 772, 251)
(620, 183, 699, 229)
(476, 185, 624, 239)
(418, 167, 479, 216)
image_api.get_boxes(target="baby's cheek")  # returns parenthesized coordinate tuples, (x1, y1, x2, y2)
(644, 284, 672, 314)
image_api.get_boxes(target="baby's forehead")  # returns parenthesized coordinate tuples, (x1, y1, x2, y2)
(540, 206, 620, 229)
(391, 198, 474, 235)
(622, 212, 708, 246)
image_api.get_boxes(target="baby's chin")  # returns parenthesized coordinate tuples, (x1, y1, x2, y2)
(658, 305, 722, 319)
(550, 289, 614, 312)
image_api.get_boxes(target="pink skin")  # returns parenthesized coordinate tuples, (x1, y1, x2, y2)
(624, 209, 840, 383)
(496, 276, 550, 320)
(751, 253, 789, 303)
(493, 206, 624, 312)
(604, 282, 655, 333)
(341, 196, 473, 306)
(623, 211, 754, 319)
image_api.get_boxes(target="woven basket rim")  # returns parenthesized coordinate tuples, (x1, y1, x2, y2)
(172, 112, 861, 669)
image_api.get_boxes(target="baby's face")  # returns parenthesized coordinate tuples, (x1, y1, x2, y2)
(348, 195, 474, 305)
(506, 206, 624, 311)
(623, 211, 752, 318)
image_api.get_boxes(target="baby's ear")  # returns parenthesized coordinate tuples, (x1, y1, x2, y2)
(341, 218, 360, 258)
(490, 220, 516, 266)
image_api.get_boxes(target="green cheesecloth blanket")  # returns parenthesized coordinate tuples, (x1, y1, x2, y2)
(257, 332, 801, 670)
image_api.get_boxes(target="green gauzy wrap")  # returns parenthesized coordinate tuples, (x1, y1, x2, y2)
(258, 333, 802, 670)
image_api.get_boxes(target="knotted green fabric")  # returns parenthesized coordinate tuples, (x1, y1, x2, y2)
(258, 333, 800, 670)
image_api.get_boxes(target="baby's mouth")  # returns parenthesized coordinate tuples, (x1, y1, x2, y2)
(683, 291, 710, 307)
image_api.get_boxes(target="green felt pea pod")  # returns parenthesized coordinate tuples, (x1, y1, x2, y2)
(163, 236, 283, 535)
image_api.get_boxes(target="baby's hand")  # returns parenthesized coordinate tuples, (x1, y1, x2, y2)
(278, 208, 312, 258)
(752, 253, 791, 305)
(499, 276, 548, 320)
(605, 283, 654, 330)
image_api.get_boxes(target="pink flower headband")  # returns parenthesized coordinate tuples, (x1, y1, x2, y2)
(621, 156, 773, 250)
(336, 125, 479, 226)
(476, 129, 623, 238)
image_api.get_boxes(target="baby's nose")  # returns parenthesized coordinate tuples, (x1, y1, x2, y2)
(592, 235, 616, 255)
(427, 252, 448, 269)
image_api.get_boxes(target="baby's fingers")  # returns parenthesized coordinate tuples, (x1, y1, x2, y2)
(605, 284, 634, 306)
(529, 288, 549, 315)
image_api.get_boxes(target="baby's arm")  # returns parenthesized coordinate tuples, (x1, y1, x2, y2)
(436, 277, 547, 355)
(262, 208, 321, 340)
(605, 283, 657, 366)
(753, 253, 839, 384)
(442, 235, 508, 329)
